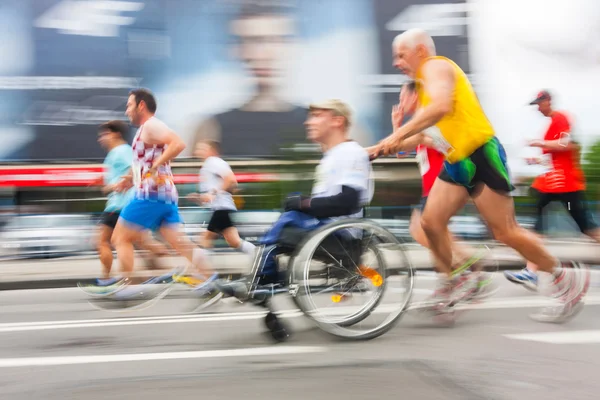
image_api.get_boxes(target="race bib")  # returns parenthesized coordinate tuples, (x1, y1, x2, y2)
(416, 147, 430, 176)
(132, 161, 142, 187)
(423, 126, 454, 156)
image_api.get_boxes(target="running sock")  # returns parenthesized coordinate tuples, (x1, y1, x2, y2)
(238, 240, 256, 255)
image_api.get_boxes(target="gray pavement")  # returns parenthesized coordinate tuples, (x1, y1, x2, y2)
(2, 239, 600, 290)
(0, 273, 599, 399)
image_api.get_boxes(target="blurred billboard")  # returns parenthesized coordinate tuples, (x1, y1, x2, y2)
(0, 0, 469, 162)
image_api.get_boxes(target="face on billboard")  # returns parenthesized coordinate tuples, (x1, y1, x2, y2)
(231, 13, 294, 88)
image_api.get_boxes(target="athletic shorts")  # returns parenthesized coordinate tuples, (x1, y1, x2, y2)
(207, 210, 235, 234)
(100, 211, 120, 229)
(439, 136, 515, 195)
(119, 198, 182, 231)
(532, 189, 599, 234)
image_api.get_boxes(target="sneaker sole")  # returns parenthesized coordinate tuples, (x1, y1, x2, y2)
(504, 274, 538, 292)
(530, 301, 585, 324)
(531, 261, 591, 324)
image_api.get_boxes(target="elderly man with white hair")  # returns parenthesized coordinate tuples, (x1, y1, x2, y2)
(368, 28, 590, 324)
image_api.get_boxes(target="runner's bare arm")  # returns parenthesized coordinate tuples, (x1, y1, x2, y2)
(381, 60, 454, 154)
(394, 133, 427, 152)
(101, 184, 115, 195)
(145, 121, 186, 171)
(113, 168, 134, 192)
(529, 134, 579, 152)
(367, 128, 431, 159)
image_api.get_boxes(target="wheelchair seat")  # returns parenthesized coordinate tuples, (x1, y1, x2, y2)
(276, 225, 363, 269)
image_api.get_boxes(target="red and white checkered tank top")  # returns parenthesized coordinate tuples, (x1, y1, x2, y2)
(131, 118, 178, 204)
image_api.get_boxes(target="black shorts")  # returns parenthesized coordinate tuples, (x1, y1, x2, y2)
(533, 189, 598, 234)
(438, 136, 515, 196)
(207, 210, 235, 234)
(100, 211, 120, 229)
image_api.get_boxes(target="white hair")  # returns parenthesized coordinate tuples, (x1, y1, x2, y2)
(392, 29, 436, 55)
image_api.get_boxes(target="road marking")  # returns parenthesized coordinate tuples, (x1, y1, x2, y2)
(1, 295, 599, 334)
(0, 346, 327, 368)
(0, 312, 292, 333)
(505, 330, 600, 344)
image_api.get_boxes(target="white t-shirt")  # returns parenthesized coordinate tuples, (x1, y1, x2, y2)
(311, 141, 374, 220)
(199, 156, 237, 211)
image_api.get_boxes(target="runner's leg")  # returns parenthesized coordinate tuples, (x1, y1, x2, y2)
(473, 186, 557, 271)
(112, 199, 161, 282)
(508, 190, 600, 287)
(136, 232, 169, 270)
(560, 191, 600, 241)
(526, 190, 553, 272)
(97, 224, 114, 279)
(200, 230, 219, 250)
(410, 205, 473, 269)
(420, 178, 470, 274)
(111, 220, 145, 281)
(474, 137, 589, 322)
(504, 190, 552, 287)
(158, 223, 215, 279)
(222, 227, 256, 257)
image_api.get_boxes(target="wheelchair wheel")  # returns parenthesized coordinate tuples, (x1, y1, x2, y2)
(288, 218, 415, 340)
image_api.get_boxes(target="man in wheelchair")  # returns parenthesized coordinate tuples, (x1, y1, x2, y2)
(215, 99, 374, 301)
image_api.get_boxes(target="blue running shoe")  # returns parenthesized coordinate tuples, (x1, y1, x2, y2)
(504, 268, 538, 291)
(95, 277, 121, 287)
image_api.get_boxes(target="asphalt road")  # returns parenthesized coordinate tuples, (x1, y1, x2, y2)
(0, 272, 600, 400)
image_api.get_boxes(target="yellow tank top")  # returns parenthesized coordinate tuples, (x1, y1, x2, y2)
(415, 56, 495, 164)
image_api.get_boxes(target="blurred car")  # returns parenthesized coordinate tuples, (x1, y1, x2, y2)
(0, 214, 96, 259)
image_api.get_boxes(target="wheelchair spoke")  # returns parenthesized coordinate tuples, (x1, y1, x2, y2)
(316, 246, 362, 278)
(289, 218, 415, 340)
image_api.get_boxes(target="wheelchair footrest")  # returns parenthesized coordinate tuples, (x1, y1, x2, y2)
(249, 283, 288, 301)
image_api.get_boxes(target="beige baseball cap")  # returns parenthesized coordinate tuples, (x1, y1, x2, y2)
(308, 99, 352, 125)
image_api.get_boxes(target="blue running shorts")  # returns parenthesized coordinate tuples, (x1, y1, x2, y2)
(119, 198, 182, 231)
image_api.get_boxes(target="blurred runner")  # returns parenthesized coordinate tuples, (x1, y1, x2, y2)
(91, 120, 169, 289)
(368, 29, 589, 323)
(108, 88, 217, 293)
(505, 91, 600, 290)
(179, 140, 256, 288)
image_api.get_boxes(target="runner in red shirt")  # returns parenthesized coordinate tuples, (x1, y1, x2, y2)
(505, 90, 600, 290)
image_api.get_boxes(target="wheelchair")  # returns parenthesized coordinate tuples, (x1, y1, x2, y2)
(220, 218, 415, 342)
